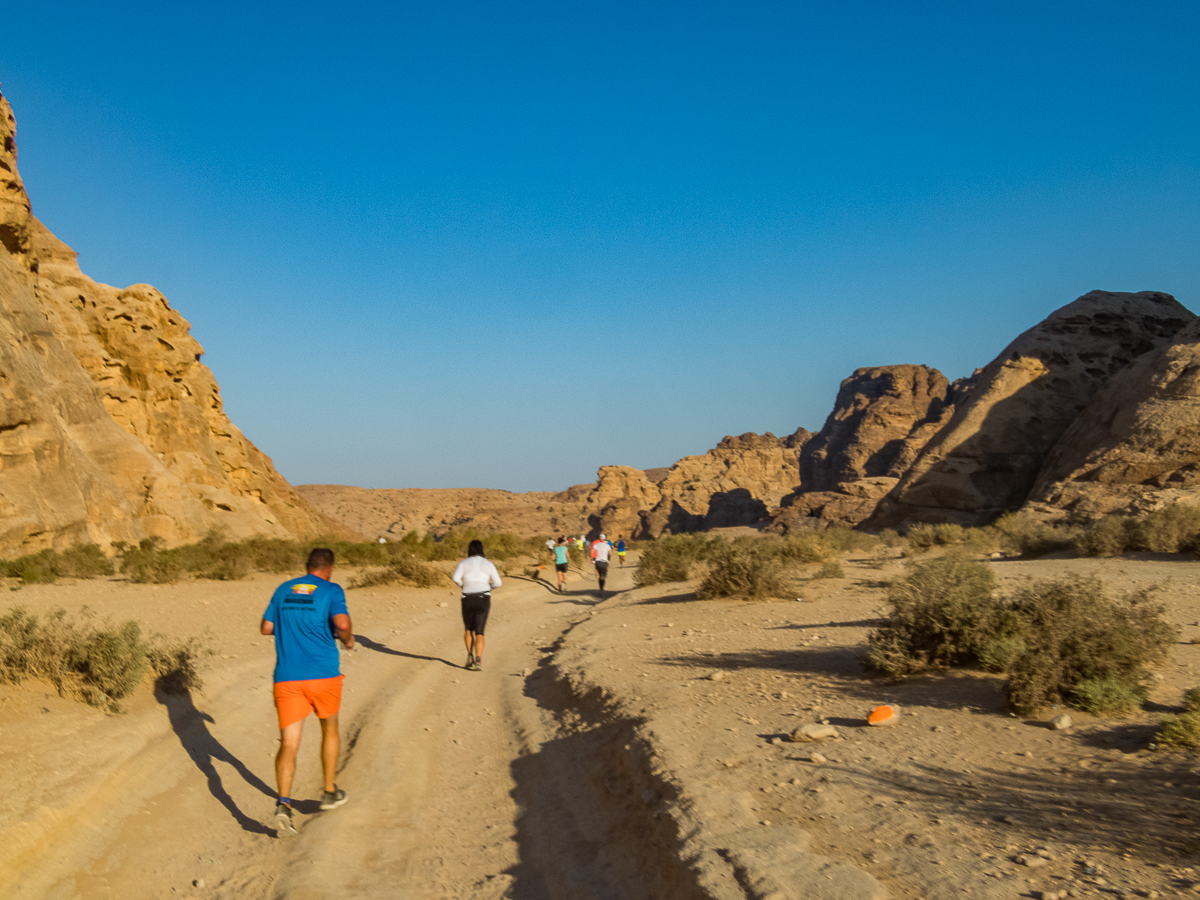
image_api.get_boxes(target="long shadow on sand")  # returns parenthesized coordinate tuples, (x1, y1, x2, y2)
(355, 634, 458, 668)
(155, 687, 276, 835)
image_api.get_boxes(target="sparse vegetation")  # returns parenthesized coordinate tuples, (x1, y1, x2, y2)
(1077, 507, 1200, 557)
(868, 557, 1175, 716)
(348, 553, 444, 589)
(1155, 711, 1200, 749)
(991, 512, 1076, 557)
(0, 606, 209, 711)
(634, 534, 718, 587)
(697, 539, 786, 601)
(0, 545, 115, 584)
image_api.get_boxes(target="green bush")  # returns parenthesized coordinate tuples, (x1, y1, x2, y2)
(1003, 578, 1175, 715)
(814, 561, 844, 579)
(0, 607, 209, 711)
(635, 534, 717, 587)
(978, 632, 1027, 673)
(1070, 675, 1148, 717)
(820, 528, 881, 554)
(697, 540, 785, 600)
(1183, 687, 1200, 712)
(1077, 507, 1200, 557)
(1156, 711, 1200, 749)
(866, 552, 1010, 677)
(903, 522, 997, 555)
(778, 533, 836, 563)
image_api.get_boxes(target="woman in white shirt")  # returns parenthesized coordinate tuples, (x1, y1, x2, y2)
(451, 540, 502, 670)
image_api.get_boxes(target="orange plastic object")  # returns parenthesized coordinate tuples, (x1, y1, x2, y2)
(867, 705, 897, 725)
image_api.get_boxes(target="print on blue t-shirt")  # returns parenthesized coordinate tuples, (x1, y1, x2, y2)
(262, 576, 349, 683)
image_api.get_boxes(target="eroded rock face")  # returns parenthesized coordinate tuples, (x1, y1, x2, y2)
(0, 89, 331, 553)
(1029, 316, 1200, 520)
(800, 364, 955, 492)
(867, 291, 1196, 527)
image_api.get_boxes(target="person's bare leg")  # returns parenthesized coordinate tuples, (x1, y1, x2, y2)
(318, 714, 339, 793)
(463, 629, 473, 656)
(276, 718, 306, 801)
(474, 634, 485, 660)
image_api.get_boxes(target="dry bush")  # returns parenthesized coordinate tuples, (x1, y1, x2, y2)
(1077, 507, 1200, 557)
(0, 545, 115, 584)
(697, 540, 785, 600)
(0, 607, 209, 711)
(990, 512, 1077, 557)
(1004, 578, 1175, 715)
(1156, 711, 1200, 749)
(635, 534, 718, 587)
(349, 553, 444, 589)
(902, 523, 998, 556)
(820, 528, 881, 554)
(1070, 675, 1147, 717)
(813, 561, 844, 579)
(866, 552, 1010, 677)
(1076, 516, 1136, 557)
(778, 533, 837, 563)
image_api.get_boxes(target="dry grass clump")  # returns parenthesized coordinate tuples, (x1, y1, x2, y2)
(991, 512, 1076, 557)
(635, 534, 719, 587)
(813, 561, 844, 579)
(0, 607, 209, 711)
(1156, 688, 1200, 749)
(903, 522, 1001, 556)
(867, 556, 1174, 716)
(697, 539, 786, 600)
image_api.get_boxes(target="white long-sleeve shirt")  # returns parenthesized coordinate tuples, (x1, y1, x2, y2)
(452, 556, 502, 594)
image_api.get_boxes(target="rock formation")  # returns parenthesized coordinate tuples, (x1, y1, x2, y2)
(867, 291, 1195, 527)
(0, 89, 333, 554)
(585, 430, 812, 538)
(1029, 316, 1200, 521)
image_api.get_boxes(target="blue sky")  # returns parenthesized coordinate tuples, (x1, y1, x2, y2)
(3, 1, 1198, 491)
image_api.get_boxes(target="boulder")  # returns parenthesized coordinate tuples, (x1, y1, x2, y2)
(789, 723, 839, 742)
(868, 291, 1195, 528)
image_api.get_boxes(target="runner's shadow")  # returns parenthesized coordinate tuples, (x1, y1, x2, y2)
(154, 687, 276, 836)
(355, 634, 458, 668)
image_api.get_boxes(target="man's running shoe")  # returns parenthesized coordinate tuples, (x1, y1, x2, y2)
(274, 802, 297, 835)
(320, 787, 348, 810)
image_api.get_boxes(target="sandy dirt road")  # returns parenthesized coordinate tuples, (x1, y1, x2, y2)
(2, 561, 633, 900)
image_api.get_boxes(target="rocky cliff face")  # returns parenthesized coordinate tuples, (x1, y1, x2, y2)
(867, 291, 1196, 528)
(1028, 316, 1200, 521)
(0, 89, 330, 554)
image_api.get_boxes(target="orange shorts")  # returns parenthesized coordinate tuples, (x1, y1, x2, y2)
(273, 675, 344, 729)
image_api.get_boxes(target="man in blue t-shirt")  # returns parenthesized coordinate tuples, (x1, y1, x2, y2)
(260, 547, 355, 835)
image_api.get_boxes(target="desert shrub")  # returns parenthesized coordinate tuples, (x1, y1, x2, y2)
(0, 607, 210, 708)
(1184, 687, 1200, 712)
(635, 534, 717, 587)
(778, 532, 836, 563)
(978, 632, 1027, 673)
(903, 523, 998, 555)
(991, 512, 1077, 557)
(1003, 577, 1175, 715)
(821, 528, 881, 554)
(1070, 675, 1148, 717)
(814, 561, 844, 579)
(866, 553, 1010, 677)
(1157, 711, 1200, 749)
(349, 553, 444, 589)
(0, 545, 116, 584)
(1076, 516, 1136, 557)
(904, 524, 939, 552)
(878, 529, 903, 548)
(697, 540, 785, 600)
(1133, 506, 1200, 553)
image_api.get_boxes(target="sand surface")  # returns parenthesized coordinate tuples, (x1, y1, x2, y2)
(3, 551, 1200, 898)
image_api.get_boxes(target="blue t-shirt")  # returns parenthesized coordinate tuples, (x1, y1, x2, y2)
(262, 575, 349, 683)
(617, 540, 626, 552)
(553, 545, 569, 565)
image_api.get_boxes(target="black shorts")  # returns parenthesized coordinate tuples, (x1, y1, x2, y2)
(555, 562, 568, 573)
(594, 560, 609, 577)
(461, 593, 491, 634)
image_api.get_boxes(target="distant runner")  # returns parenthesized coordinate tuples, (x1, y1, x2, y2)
(591, 533, 614, 593)
(616, 535, 627, 566)
(260, 547, 354, 836)
(452, 539, 502, 670)
(553, 536, 570, 593)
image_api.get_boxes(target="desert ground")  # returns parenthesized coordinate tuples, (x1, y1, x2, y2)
(2, 549, 1200, 900)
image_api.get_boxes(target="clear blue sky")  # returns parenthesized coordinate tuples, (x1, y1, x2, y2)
(3, 1, 1198, 492)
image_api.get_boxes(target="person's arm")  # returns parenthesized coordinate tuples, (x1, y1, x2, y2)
(452, 560, 466, 588)
(260, 619, 274, 635)
(332, 613, 355, 650)
(489, 561, 502, 590)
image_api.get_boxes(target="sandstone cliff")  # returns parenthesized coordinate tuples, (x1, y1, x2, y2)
(1028, 316, 1200, 521)
(867, 291, 1196, 528)
(0, 89, 331, 554)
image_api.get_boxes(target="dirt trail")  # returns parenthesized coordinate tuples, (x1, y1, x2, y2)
(2, 560, 712, 899)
